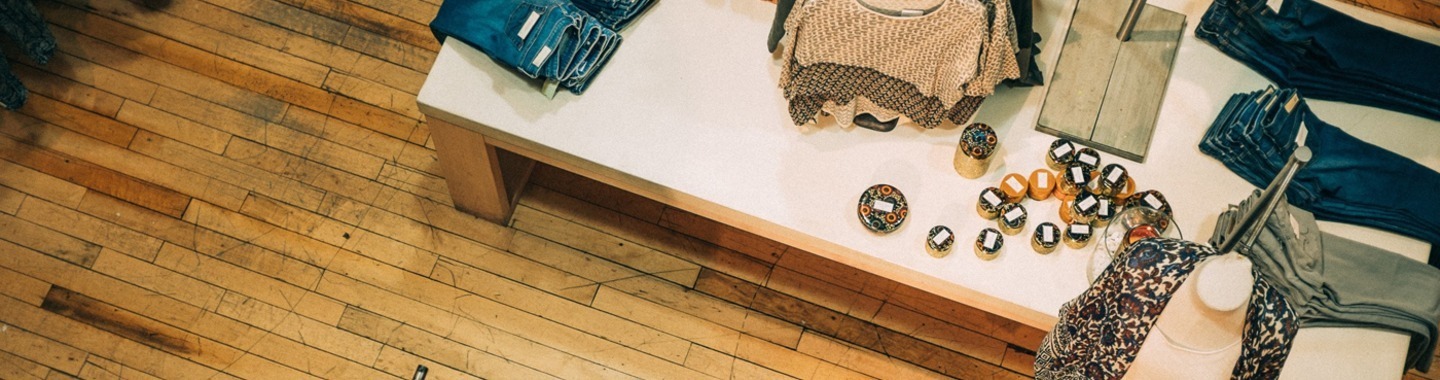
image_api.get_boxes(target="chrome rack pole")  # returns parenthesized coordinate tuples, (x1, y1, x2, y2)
(1117, 0, 1147, 41)
(1215, 146, 1313, 254)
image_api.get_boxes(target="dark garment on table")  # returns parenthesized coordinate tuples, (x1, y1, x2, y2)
(1195, 0, 1440, 121)
(1199, 88, 1440, 271)
(1003, 0, 1041, 87)
(1, 0, 58, 109)
(1211, 192, 1440, 372)
(1035, 238, 1298, 379)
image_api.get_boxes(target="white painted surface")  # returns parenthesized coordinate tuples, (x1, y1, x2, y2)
(418, 0, 1438, 376)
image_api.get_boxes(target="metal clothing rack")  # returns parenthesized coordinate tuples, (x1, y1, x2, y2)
(1215, 146, 1313, 253)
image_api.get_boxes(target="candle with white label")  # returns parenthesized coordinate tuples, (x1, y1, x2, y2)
(1065, 223, 1094, 249)
(1047, 139, 1077, 170)
(998, 204, 1028, 235)
(1029, 169, 1055, 201)
(975, 228, 1003, 260)
(976, 187, 1006, 219)
(926, 225, 955, 257)
(1033, 222, 1059, 254)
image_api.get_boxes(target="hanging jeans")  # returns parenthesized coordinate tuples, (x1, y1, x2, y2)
(431, 0, 624, 94)
(1200, 88, 1440, 271)
(1195, 0, 1440, 121)
(1211, 193, 1440, 371)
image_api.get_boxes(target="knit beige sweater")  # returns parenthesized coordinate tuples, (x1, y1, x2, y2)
(779, 0, 1019, 128)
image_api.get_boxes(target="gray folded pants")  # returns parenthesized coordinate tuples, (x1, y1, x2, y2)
(1211, 192, 1440, 371)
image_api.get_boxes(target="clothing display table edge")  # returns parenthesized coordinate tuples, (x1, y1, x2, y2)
(417, 0, 1438, 377)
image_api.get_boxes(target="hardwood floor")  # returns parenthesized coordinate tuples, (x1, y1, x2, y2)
(0, 0, 1434, 379)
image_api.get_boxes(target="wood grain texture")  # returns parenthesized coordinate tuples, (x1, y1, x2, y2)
(1334, 0, 1440, 27)
(0, 1, 1108, 378)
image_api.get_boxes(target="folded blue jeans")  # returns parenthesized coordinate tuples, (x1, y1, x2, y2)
(1200, 89, 1440, 270)
(431, 0, 623, 94)
(1195, 0, 1440, 121)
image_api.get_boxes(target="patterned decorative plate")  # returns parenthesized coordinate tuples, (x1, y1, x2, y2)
(857, 184, 908, 234)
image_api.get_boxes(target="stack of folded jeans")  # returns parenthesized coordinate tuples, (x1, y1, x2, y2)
(1199, 87, 1440, 270)
(1195, 0, 1440, 121)
(1210, 191, 1440, 372)
(430, 0, 656, 95)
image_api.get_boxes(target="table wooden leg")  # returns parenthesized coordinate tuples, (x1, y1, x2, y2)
(429, 118, 534, 225)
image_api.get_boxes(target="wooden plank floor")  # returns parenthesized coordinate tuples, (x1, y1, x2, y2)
(1, 0, 1435, 379)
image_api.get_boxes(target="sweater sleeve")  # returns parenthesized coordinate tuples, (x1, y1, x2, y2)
(777, 0, 813, 89)
(964, 0, 1021, 96)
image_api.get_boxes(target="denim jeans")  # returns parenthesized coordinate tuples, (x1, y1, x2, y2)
(1201, 89, 1440, 270)
(1195, 0, 1440, 121)
(1211, 194, 1440, 371)
(571, 0, 655, 30)
(431, 0, 624, 94)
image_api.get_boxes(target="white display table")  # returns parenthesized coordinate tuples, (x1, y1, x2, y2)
(417, 0, 1438, 377)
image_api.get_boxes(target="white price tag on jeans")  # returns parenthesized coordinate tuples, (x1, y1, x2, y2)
(532, 46, 553, 67)
(873, 200, 894, 213)
(932, 229, 951, 246)
(518, 11, 540, 40)
(1294, 121, 1309, 147)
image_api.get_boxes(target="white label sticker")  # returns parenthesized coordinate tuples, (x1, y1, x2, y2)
(1078, 153, 1098, 166)
(1294, 122, 1309, 146)
(1099, 199, 1111, 216)
(1005, 177, 1024, 192)
(518, 11, 540, 40)
(983, 231, 998, 249)
(1036, 173, 1048, 188)
(1052, 144, 1073, 157)
(1077, 196, 1097, 211)
(1043, 225, 1054, 242)
(873, 200, 894, 213)
(982, 191, 1002, 206)
(1072, 224, 1091, 234)
(899, 8, 924, 16)
(932, 230, 952, 245)
(1107, 168, 1124, 183)
(1070, 167, 1085, 184)
(1144, 194, 1162, 209)
(531, 46, 553, 67)
(1004, 208, 1024, 222)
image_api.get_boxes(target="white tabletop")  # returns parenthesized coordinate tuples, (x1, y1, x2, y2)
(417, 0, 1439, 342)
